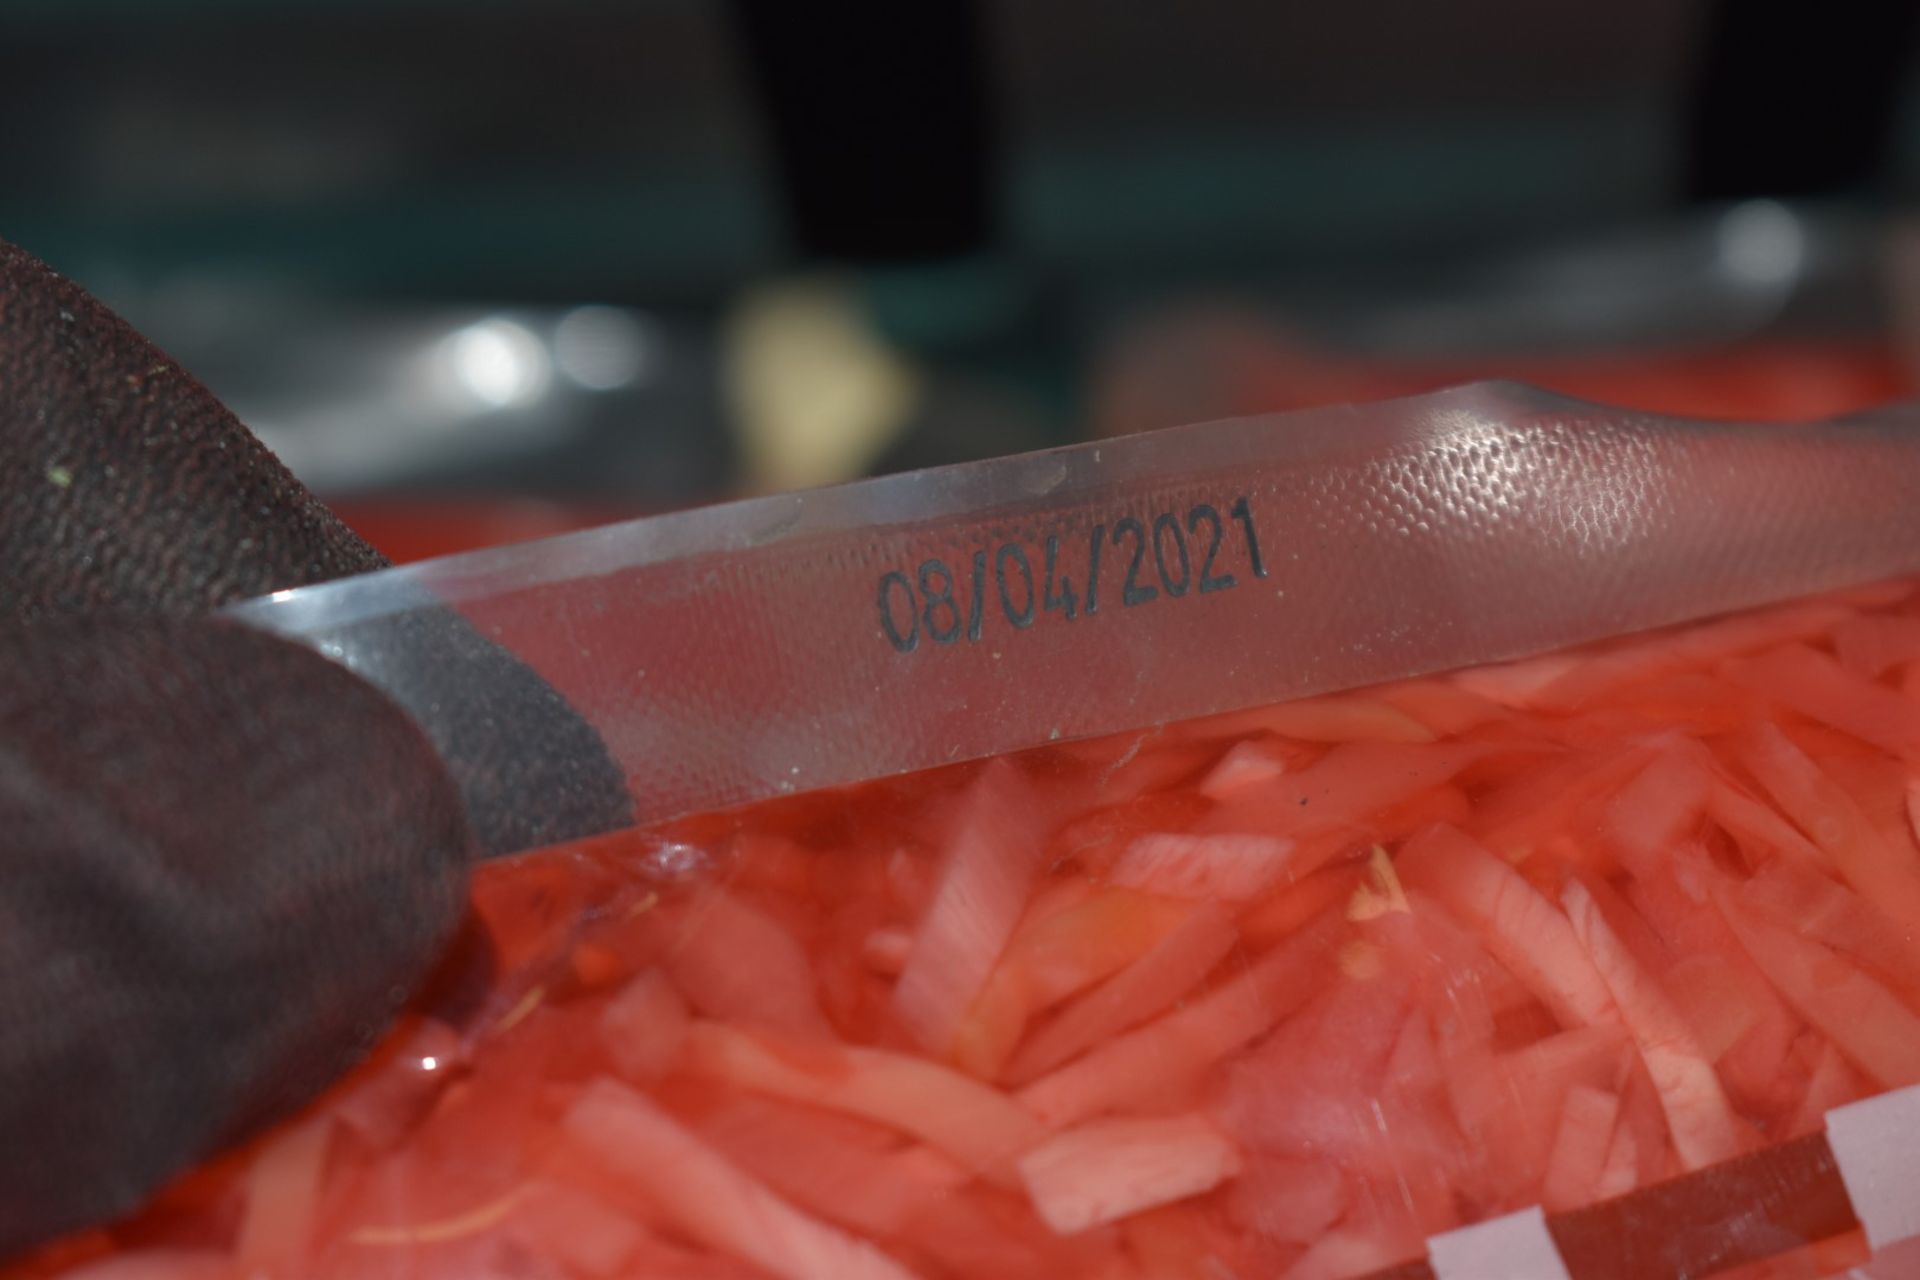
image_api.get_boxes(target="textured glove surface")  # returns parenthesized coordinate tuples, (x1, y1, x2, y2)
(0, 241, 622, 1255)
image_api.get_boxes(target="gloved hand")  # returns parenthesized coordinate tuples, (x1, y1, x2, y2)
(0, 241, 626, 1257)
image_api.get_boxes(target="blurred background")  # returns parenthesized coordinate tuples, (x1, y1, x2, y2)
(7, 0, 1920, 561)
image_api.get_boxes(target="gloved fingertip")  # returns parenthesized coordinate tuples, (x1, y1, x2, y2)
(0, 617, 472, 1254)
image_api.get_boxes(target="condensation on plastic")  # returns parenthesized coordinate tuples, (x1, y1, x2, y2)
(229, 381, 1920, 857)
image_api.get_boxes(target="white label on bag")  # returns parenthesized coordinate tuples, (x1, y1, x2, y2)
(1837, 1235, 1920, 1278)
(1427, 1205, 1572, 1280)
(1829, 1085, 1920, 1250)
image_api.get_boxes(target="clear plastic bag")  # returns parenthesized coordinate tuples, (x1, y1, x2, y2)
(20, 384, 1920, 1279)
(232, 381, 1920, 843)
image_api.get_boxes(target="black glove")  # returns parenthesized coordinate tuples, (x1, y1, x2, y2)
(0, 241, 627, 1257)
